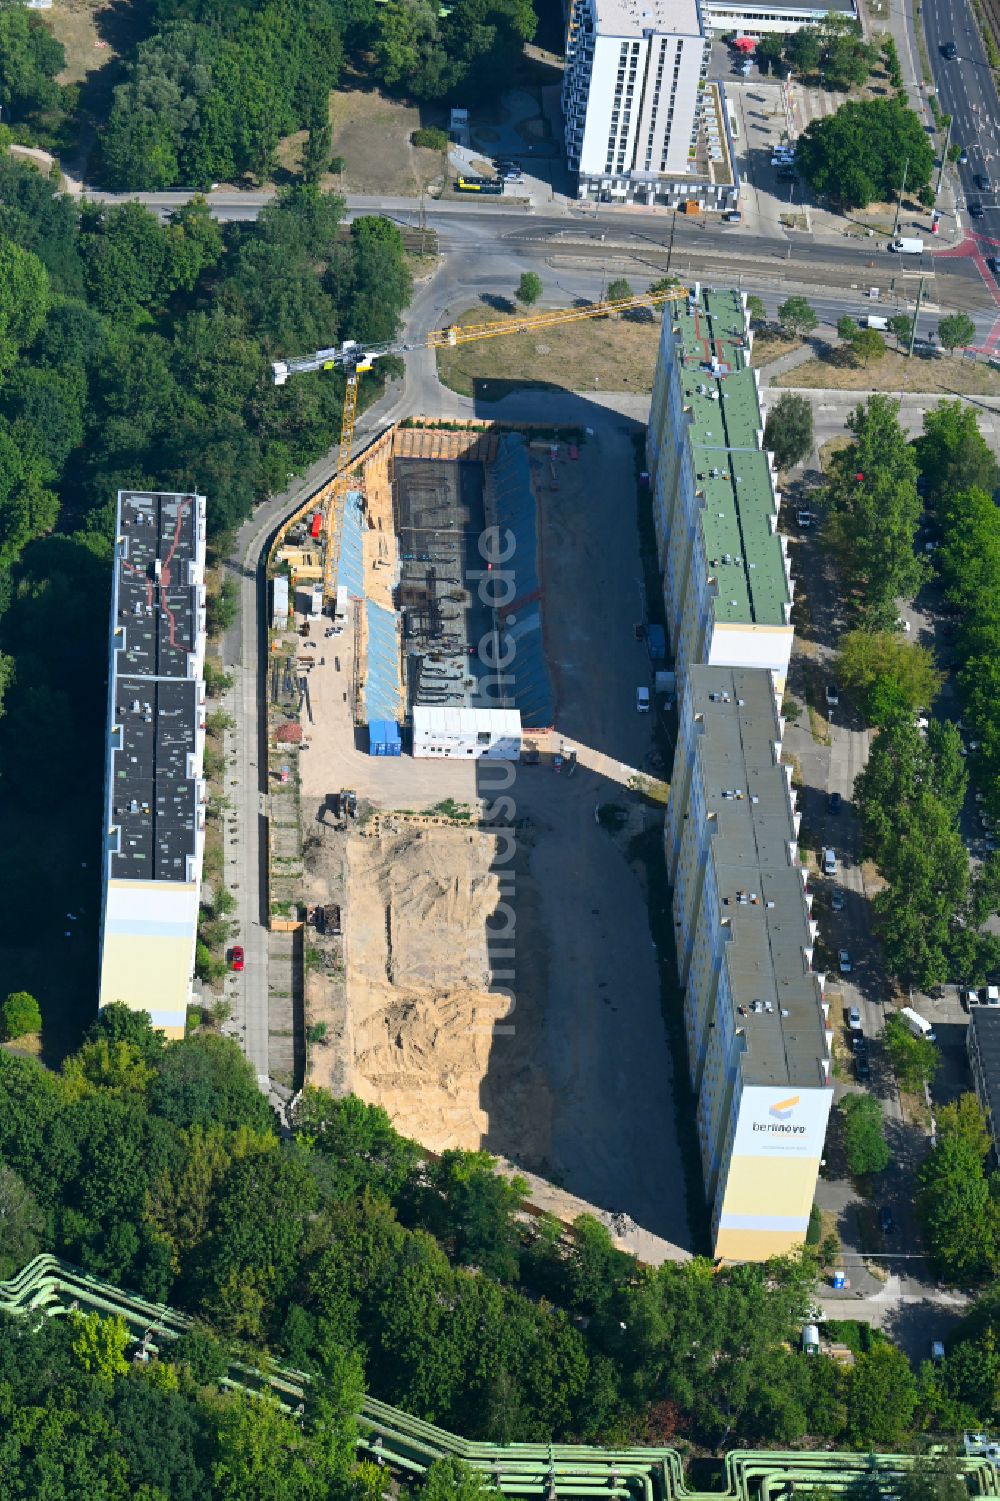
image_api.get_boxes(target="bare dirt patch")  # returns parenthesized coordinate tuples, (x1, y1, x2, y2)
(776, 349, 1000, 396)
(436, 306, 661, 398)
(307, 821, 551, 1155)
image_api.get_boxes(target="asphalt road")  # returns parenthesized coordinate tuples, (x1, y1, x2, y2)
(922, 0, 1000, 237)
(86, 188, 995, 313)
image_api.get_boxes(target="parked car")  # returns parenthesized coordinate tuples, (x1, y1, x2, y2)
(931, 1340, 946, 1362)
(831, 889, 845, 912)
(851, 1030, 866, 1053)
(839, 949, 852, 974)
(230, 945, 245, 972)
(826, 684, 839, 707)
(828, 791, 842, 813)
(958, 148, 969, 164)
(988, 257, 1000, 284)
(796, 508, 814, 527)
(848, 1005, 862, 1030)
(854, 1051, 871, 1082)
(880, 1206, 895, 1235)
(636, 687, 650, 712)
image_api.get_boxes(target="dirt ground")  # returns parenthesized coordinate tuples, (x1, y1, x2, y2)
(304, 819, 552, 1152)
(776, 349, 1000, 395)
(294, 424, 692, 1251)
(316, 87, 447, 197)
(436, 307, 662, 398)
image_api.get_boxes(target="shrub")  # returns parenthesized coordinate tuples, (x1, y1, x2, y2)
(412, 127, 448, 150)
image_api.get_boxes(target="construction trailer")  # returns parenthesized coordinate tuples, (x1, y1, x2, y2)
(272, 575, 289, 630)
(368, 720, 402, 757)
(412, 705, 521, 760)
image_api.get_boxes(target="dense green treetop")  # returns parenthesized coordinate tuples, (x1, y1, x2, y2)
(797, 98, 934, 208)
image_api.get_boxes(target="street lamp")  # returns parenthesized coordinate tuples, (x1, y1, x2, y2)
(891, 156, 910, 241)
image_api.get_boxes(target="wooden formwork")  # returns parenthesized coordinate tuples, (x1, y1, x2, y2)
(392, 427, 499, 463)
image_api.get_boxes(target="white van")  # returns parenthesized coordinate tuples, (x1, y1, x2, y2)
(891, 237, 924, 254)
(865, 315, 889, 331)
(822, 847, 837, 875)
(900, 1006, 936, 1042)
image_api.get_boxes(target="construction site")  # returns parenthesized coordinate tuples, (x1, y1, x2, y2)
(265, 405, 688, 1256)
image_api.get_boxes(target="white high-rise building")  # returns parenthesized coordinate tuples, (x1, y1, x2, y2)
(562, 0, 733, 208)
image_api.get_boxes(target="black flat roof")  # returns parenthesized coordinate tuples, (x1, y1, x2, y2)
(108, 492, 204, 882)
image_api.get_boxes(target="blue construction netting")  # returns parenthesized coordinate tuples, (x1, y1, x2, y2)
(489, 434, 553, 728)
(365, 600, 402, 725)
(336, 491, 365, 599)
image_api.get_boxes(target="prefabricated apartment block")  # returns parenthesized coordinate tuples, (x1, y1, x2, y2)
(666, 666, 832, 1260)
(647, 287, 793, 695)
(97, 490, 208, 1039)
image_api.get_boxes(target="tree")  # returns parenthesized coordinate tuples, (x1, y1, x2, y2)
(918, 1133, 999, 1282)
(0, 240, 49, 374)
(423, 1459, 497, 1501)
(0, 1162, 44, 1278)
(875, 793, 970, 988)
(938, 312, 976, 353)
(1, 990, 42, 1040)
(851, 327, 886, 367)
(301, 120, 333, 184)
(764, 393, 813, 469)
(797, 97, 934, 208)
(823, 395, 924, 627)
(150, 1033, 276, 1134)
(897, 1456, 971, 1501)
(840, 1093, 890, 1175)
(883, 1013, 940, 1093)
(516, 271, 542, 307)
(835, 630, 943, 724)
(847, 1341, 918, 1445)
(938, 1093, 992, 1158)
(746, 294, 767, 325)
(70, 1311, 131, 1386)
(606, 277, 634, 304)
(889, 313, 913, 347)
(777, 295, 818, 336)
(0, 5, 65, 127)
(916, 400, 999, 509)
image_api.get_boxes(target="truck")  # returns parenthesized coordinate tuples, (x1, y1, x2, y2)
(309, 584, 323, 619)
(899, 1006, 936, 1042)
(646, 624, 667, 662)
(891, 237, 924, 254)
(864, 314, 889, 331)
(310, 510, 323, 540)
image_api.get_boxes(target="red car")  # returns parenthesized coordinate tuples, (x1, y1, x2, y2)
(231, 945, 245, 972)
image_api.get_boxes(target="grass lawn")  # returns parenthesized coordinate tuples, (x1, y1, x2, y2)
(749, 330, 803, 368)
(48, 0, 117, 86)
(283, 85, 448, 197)
(436, 305, 662, 398)
(776, 347, 1000, 396)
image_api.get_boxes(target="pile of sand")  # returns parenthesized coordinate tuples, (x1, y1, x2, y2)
(344, 825, 550, 1154)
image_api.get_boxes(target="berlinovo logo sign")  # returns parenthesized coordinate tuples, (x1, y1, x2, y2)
(754, 1094, 807, 1135)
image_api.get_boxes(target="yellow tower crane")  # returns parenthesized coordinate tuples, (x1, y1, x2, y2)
(271, 285, 690, 605)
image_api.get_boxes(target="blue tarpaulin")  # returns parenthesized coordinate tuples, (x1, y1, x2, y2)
(489, 435, 554, 728)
